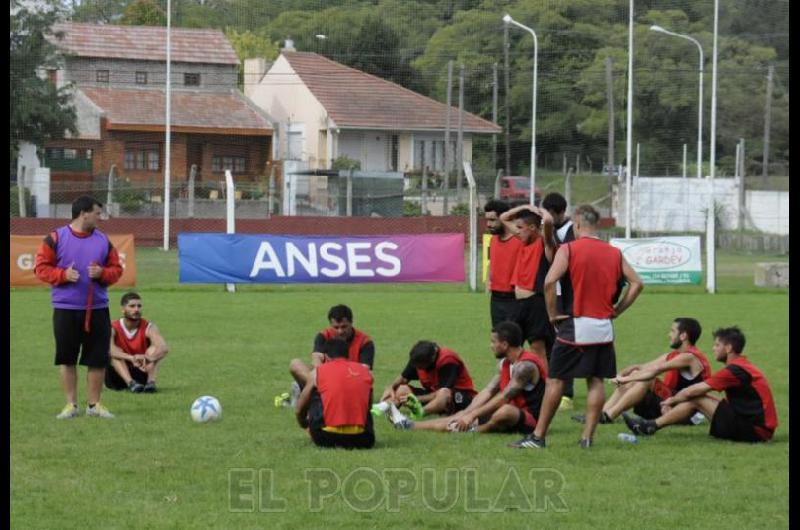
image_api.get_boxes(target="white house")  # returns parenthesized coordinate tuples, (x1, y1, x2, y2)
(245, 50, 501, 173)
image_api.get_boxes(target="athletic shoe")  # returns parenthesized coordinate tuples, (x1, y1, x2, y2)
(86, 403, 115, 419)
(404, 394, 425, 420)
(274, 392, 290, 408)
(143, 381, 157, 393)
(128, 380, 145, 393)
(578, 438, 593, 449)
(56, 403, 79, 420)
(572, 412, 614, 424)
(622, 412, 657, 436)
(289, 382, 301, 407)
(371, 402, 391, 418)
(508, 434, 546, 449)
(394, 418, 415, 431)
(558, 396, 574, 411)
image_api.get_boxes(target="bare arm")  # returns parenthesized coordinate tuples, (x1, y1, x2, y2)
(613, 255, 644, 318)
(544, 245, 570, 324)
(455, 362, 538, 430)
(380, 374, 410, 402)
(537, 207, 558, 263)
(144, 323, 169, 362)
(108, 328, 135, 362)
(498, 204, 532, 234)
(661, 381, 713, 408)
(615, 353, 696, 384)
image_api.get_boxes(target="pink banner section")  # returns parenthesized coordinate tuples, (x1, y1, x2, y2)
(178, 233, 465, 284)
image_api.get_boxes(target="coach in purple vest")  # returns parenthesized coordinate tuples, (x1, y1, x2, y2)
(34, 196, 124, 420)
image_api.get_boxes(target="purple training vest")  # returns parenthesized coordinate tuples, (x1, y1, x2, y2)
(51, 225, 111, 310)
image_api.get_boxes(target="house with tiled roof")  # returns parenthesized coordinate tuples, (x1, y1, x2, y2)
(245, 50, 500, 173)
(42, 22, 273, 186)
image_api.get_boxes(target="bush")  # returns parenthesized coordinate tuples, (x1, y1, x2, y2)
(450, 202, 470, 216)
(331, 155, 361, 171)
(112, 177, 147, 213)
(9, 186, 33, 217)
(403, 200, 422, 217)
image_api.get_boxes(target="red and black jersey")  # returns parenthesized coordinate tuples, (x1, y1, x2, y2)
(499, 351, 547, 418)
(488, 235, 523, 293)
(558, 238, 623, 318)
(705, 356, 778, 440)
(112, 318, 151, 355)
(310, 358, 374, 431)
(317, 328, 374, 369)
(662, 346, 712, 393)
(511, 237, 549, 293)
(413, 347, 476, 397)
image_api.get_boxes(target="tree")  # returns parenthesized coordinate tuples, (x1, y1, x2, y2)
(120, 0, 167, 26)
(10, 0, 77, 161)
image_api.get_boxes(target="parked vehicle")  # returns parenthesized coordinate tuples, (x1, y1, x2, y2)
(499, 176, 541, 203)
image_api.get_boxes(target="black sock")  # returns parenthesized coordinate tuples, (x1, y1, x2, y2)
(88, 403, 96, 408)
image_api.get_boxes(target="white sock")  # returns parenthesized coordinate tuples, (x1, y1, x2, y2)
(388, 403, 408, 424)
(373, 401, 391, 414)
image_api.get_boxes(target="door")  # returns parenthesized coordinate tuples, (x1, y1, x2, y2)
(187, 143, 203, 181)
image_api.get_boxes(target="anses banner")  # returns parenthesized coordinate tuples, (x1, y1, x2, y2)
(10, 234, 137, 287)
(178, 233, 465, 284)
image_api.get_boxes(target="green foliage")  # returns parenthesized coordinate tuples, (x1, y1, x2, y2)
(112, 176, 147, 213)
(10, 0, 77, 160)
(120, 0, 166, 26)
(331, 155, 361, 171)
(9, 186, 33, 218)
(450, 202, 471, 216)
(225, 28, 279, 61)
(402, 199, 422, 216)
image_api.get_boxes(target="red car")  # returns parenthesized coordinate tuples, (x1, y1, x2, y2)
(499, 176, 542, 203)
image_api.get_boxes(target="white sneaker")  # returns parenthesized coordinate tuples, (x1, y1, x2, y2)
(86, 403, 115, 419)
(690, 412, 707, 425)
(56, 403, 79, 420)
(289, 382, 301, 407)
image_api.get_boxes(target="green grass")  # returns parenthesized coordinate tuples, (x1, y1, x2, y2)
(11, 249, 788, 529)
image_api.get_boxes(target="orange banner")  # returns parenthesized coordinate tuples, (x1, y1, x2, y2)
(10, 234, 137, 287)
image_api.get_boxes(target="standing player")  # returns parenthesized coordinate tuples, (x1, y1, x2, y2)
(386, 322, 547, 436)
(105, 292, 170, 393)
(542, 192, 576, 411)
(623, 326, 778, 443)
(572, 317, 710, 424)
(510, 204, 644, 449)
(34, 196, 123, 419)
(377, 341, 476, 418)
(484, 199, 523, 327)
(295, 339, 375, 449)
(498, 203, 558, 360)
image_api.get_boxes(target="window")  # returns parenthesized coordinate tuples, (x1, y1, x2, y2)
(390, 135, 399, 171)
(63, 148, 78, 160)
(184, 73, 200, 86)
(96, 70, 109, 83)
(124, 145, 160, 171)
(212, 155, 246, 173)
(135, 71, 147, 85)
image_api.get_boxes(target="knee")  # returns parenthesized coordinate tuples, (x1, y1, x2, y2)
(289, 358, 304, 373)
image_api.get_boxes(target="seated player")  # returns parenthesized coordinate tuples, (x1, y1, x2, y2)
(295, 338, 375, 449)
(377, 341, 477, 419)
(105, 292, 169, 393)
(384, 322, 546, 435)
(572, 317, 711, 424)
(282, 304, 374, 405)
(624, 326, 778, 443)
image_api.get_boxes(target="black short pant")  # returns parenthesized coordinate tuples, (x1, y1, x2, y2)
(514, 295, 554, 352)
(490, 293, 517, 328)
(309, 428, 375, 449)
(710, 400, 767, 443)
(105, 360, 148, 390)
(548, 341, 616, 380)
(410, 386, 473, 414)
(633, 389, 696, 424)
(53, 308, 111, 368)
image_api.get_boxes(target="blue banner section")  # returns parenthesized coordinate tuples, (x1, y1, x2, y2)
(178, 233, 465, 284)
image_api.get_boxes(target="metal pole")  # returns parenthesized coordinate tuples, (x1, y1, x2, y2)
(444, 60, 453, 215)
(457, 63, 465, 202)
(504, 24, 511, 177)
(635, 142, 640, 178)
(162, 0, 172, 250)
(605, 57, 615, 178)
(224, 169, 235, 293)
(683, 144, 687, 178)
(421, 165, 428, 215)
(706, 0, 719, 293)
(188, 164, 196, 218)
(762, 64, 774, 183)
(492, 62, 498, 175)
(346, 168, 353, 217)
(625, 0, 634, 239)
(17, 166, 26, 218)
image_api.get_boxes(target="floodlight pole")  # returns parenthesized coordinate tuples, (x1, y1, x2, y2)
(624, 0, 634, 239)
(706, 0, 719, 293)
(503, 14, 537, 205)
(162, 0, 172, 250)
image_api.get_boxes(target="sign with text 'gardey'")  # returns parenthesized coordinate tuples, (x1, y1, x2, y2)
(178, 233, 465, 284)
(610, 236, 702, 285)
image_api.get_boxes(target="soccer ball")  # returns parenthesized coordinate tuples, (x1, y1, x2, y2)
(190, 395, 222, 423)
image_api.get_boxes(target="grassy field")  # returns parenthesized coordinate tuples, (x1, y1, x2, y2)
(11, 248, 788, 529)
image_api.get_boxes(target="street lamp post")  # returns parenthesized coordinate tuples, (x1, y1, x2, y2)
(503, 14, 538, 206)
(650, 25, 704, 179)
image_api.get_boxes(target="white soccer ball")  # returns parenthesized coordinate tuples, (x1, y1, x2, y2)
(190, 395, 222, 423)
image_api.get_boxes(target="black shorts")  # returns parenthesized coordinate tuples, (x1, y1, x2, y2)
(548, 340, 616, 380)
(53, 308, 111, 368)
(490, 292, 517, 327)
(514, 295, 554, 352)
(309, 428, 375, 449)
(710, 400, 767, 443)
(409, 386, 474, 414)
(105, 360, 148, 390)
(633, 389, 696, 424)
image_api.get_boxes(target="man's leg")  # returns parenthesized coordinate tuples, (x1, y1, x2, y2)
(656, 396, 718, 429)
(289, 359, 312, 388)
(604, 381, 650, 419)
(581, 377, 605, 441)
(532, 378, 565, 439)
(87, 367, 105, 405)
(410, 412, 465, 432)
(527, 339, 548, 361)
(144, 359, 162, 383)
(110, 358, 134, 385)
(419, 389, 452, 416)
(476, 405, 520, 433)
(60, 365, 78, 405)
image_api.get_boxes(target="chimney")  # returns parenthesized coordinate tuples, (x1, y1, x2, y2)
(243, 58, 271, 97)
(281, 38, 296, 52)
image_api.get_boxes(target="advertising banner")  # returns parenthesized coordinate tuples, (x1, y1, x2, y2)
(610, 236, 703, 285)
